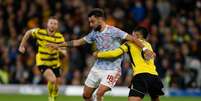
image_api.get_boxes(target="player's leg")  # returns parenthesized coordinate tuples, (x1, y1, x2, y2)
(51, 68, 62, 100)
(95, 84, 111, 101)
(83, 68, 99, 101)
(128, 96, 142, 101)
(128, 89, 144, 101)
(83, 85, 96, 101)
(52, 77, 60, 97)
(128, 74, 147, 101)
(147, 74, 164, 101)
(43, 68, 57, 84)
(42, 67, 57, 101)
(150, 95, 160, 101)
(95, 69, 121, 101)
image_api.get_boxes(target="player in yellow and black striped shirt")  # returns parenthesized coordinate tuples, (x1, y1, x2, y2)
(94, 27, 164, 101)
(19, 17, 66, 101)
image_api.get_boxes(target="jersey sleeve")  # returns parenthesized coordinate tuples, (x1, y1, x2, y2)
(97, 43, 128, 58)
(30, 28, 40, 38)
(112, 26, 128, 40)
(146, 42, 153, 51)
(83, 31, 95, 44)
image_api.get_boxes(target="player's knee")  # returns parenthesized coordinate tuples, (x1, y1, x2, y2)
(82, 92, 92, 100)
(96, 90, 105, 97)
(49, 77, 57, 84)
(128, 97, 142, 101)
(56, 78, 61, 85)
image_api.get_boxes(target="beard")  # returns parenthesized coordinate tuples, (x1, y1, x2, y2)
(94, 25, 102, 31)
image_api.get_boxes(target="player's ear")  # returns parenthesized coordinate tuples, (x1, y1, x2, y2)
(132, 31, 137, 37)
(97, 17, 102, 23)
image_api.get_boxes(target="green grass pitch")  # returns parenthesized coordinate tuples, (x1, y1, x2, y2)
(0, 94, 200, 101)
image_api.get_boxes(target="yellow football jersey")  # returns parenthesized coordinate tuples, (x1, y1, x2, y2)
(31, 28, 65, 68)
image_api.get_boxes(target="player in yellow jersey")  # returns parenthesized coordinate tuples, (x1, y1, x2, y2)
(19, 17, 66, 101)
(93, 27, 164, 101)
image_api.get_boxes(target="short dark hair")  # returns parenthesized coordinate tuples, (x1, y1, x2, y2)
(88, 8, 106, 19)
(49, 16, 58, 20)
(134, 27, 149, 39)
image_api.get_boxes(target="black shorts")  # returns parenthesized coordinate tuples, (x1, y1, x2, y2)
(128, 73, 164, 98)
(38, 66, 61, 77)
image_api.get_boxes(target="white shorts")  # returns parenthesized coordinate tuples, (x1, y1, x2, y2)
(85, 67, 121, 88)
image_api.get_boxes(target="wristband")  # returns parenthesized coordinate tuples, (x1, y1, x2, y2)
(66, 41, 73, 47)
(142, 47, 148, 51)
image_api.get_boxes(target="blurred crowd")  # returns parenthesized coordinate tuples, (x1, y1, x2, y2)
(0, 0, 201, 89)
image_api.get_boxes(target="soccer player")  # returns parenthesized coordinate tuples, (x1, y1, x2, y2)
(93, 27, 164, 101)
(48, 8, 154, 101)
(18, 17, 66, 101)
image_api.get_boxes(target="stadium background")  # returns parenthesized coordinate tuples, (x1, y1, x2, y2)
(0, 0, 201, 101)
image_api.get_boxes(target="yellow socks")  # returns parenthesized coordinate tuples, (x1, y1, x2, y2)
(48, 82, 53, 97)
(48, 81, 59, 101)
(52, 85, 59, 97)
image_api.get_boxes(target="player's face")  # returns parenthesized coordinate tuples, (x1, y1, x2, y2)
(88, 16, 102, 31)
(133, 31, 142, 39)
(47, 19, 58, 32)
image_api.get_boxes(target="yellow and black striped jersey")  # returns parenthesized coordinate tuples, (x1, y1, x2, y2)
(31, 28, 65, 68)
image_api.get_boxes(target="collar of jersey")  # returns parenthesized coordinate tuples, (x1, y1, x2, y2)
(97, 25, 108, 33)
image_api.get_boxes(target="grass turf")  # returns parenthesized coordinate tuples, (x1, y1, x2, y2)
(0, 94, 201, 101)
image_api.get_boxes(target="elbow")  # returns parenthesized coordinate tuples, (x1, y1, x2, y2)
(63, 50, 68, 56)
(62, 51, 67, 57)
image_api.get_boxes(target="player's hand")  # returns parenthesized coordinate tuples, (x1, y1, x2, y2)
(143, 49, 156, 60)
(92, 51, 98, 58)
(46, 43, 59, 50)
(18, 45, 25, 53)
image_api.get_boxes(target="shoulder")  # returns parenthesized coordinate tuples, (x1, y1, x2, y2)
(143, 40, 153, 50)
(37, 28, 47, 34)
(55, 32, 63, 37)
(90, 30, 95, 34)
(121, 41, 130, 48)
(125, 41, 133, 46)
(107, 25, 118, 30)
(144, 40, 151, 47)
(30, 28, 40, 32)
(87, 30, 96, 36)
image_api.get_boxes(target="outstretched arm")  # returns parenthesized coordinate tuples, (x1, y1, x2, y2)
(93, 44, 128, 58)
(48, 31, 94, 49)
(47, 38, 87, 50)
(57, 47, 67, 56)
(61, 38, 87, 47)
(19, 29, 35, 53)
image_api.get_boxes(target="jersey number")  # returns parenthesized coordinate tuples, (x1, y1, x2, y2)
(107, 75, 114, 83)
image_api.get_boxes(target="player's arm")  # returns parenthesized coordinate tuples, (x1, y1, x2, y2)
(61, 38, 87, 47)
(93, 44, 128, 58)
(48, 31, 94, 49)
(46, 38, 87, 50)
(64, 31, 95, 47)
(125, 34, 144, 48)
(19, 29, 37, 53)
(57, 47, 67, 56)
(125, 34, 155, 60)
